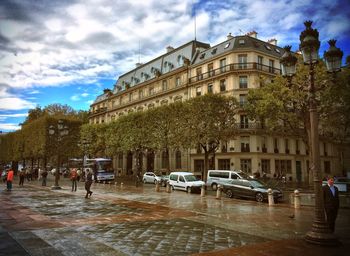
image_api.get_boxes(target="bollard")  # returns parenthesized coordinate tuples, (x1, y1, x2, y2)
(155, 181, 160, 192)
(166, 181, 171, 193)
(120, 182, 124, 189)
(201, 184, 206, 197)
(294, 189, 301, 209)
(268, 188, 274, 205)
(216, 185, 222, 199)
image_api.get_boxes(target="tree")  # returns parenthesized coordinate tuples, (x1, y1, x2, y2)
(245, 56, 350, 183)
(185, 94, 239, 181)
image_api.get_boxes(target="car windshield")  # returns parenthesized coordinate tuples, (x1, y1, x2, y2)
(184, 175, 197, 182)
(238, 172, 251, 179)
(249, 180, 266, 188)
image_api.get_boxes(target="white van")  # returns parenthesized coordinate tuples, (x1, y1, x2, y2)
(169, 172, 205, 193)
(207, 170, 251, 190)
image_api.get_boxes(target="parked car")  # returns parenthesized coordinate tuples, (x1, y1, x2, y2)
(221, 178, 283, 203)
(322, 177, 350, 192)
(143, 172, 163, 184)
(169, 172, 205, 193)
(207, 170, 252, 190)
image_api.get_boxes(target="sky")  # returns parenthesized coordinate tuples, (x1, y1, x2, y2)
(0, 0, 349, 132)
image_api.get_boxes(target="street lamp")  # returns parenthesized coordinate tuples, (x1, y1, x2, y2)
(280, 20, 343, 246)
(49, 119, 69, 190)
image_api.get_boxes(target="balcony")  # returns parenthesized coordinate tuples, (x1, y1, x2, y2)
(189, 62, 281, 83)
(89, 107, 108, 117)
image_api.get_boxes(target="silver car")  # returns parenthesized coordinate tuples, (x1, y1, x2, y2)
(143, 172, 162, 184)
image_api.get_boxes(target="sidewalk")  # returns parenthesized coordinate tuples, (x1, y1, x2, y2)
(0, 176, 349, 255)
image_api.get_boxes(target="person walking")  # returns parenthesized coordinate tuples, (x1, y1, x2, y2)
(70, 168, 78, 192)
(323, 176, 340, 232)
(85, 169, 93, 198)
(6, 168, 14, 191)
(19, 168, 25, 186)
(41, 168, 48, 186)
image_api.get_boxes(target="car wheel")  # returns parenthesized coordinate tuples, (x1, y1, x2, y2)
(226, 189, 234, 198)
(256, 192, 264, 202)
(211, 183, 218, 191)
(154, 179, 157, 185)
(143, 178, 147, 184)
(187, 187, 192, 193)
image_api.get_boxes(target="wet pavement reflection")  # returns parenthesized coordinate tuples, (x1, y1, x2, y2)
(1, 179, 349, 255)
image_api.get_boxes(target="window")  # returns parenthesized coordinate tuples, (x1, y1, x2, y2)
(262, 137, 267, 153)
(161, 150, 169, 169)
(240, 159, 251, 173)
(162, 80, 167, 91)
(239, 94, 247, 107)
(119, 96, 123, 105)
(296, 139, 300, 154)
(324, 161, 331, 174)
(196, 67, 203, 80)
(208, 63, 214, 77)
(199, 53, 206, 59)
(275, 48, 281, 53)
(175, 150, 181, 169)
(275, 159, 292, 174)
(129, 92, 132, 102)
(194, 159, 204, 173)
(218, 159, 230, 170)
(220, 58, 226, 73)
(324, 142, 328, 156)
(261, 159, 270, 174)
(179, 176, 185, 182)
(240, 115, 248, 129)
(220, 79, 226, 92)
(175, 76, 181, 87)
(196, 87, 202, 96)
(239, 39, 245, 45)
(274, 138, 279, 153)
(221, 141, 227, 153)
(257, 56, 263, 70)
(118, 153, 123, 168)
(238, 54, 247, 69)
(211, 48, 217, 54)
(285, 139, 289, 154)
(224, 42, 230, 49)
(269, 59, 275, 73)
(239, 76, 248, 89)
(139, 89, 143, 99)
(149, 87, 154, 95)
(207, 83, 213, 94)
(177, 55, 183, 66)
(265, 45, 272, 50)
(240, 136, 250, 152)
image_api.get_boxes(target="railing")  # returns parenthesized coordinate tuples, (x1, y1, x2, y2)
(189, 62, 281, 83)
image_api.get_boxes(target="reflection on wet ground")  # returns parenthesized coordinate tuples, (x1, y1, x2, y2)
(1, 180, 350, 256)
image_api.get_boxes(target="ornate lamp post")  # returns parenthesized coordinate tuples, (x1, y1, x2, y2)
(281, 21, 343, 246)
(49, 119, 69, 190)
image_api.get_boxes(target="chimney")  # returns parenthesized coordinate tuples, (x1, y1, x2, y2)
(267, 38, 277, 45)
(227, 32, 233, 40)
(166, 46, 174, 53)
(136, 63, 142, 67)
(103, 88, 111, 94)
(246, 31, 258, 38)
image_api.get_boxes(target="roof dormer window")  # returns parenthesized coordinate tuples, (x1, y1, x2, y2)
(224, 42, 230, 49)
(211, 48, 217, 54)
(239, 39, 245, 45)
(275, 48, 281, 53)
(265, 45, 272, 50)
(199, 53, 206, 59)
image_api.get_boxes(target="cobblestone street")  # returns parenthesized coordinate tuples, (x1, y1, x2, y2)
(1, 177, 349, 255)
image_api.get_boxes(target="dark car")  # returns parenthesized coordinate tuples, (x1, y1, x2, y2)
(221, 179, 283, 203)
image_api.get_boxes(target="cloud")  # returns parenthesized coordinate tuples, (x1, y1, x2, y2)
(70, 95, 80, 101)
(81, 93, 89, 97)
(0, 113, 28, 118)
(0, 122, 21, 131)
(0, 97, 36, 110)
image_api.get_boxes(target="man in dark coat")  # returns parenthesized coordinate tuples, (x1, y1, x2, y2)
(323, 176, 339, 232)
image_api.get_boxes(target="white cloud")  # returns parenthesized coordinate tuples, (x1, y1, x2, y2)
(0, 97, 36, 110)
(81, 93, 89, 97)
(0, 123, 21, 131)
(70, 95, 80, 101)
(0, 113, 28, 118)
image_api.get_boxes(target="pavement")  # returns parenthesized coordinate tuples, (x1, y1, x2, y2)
(0, 176, 349, 256)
